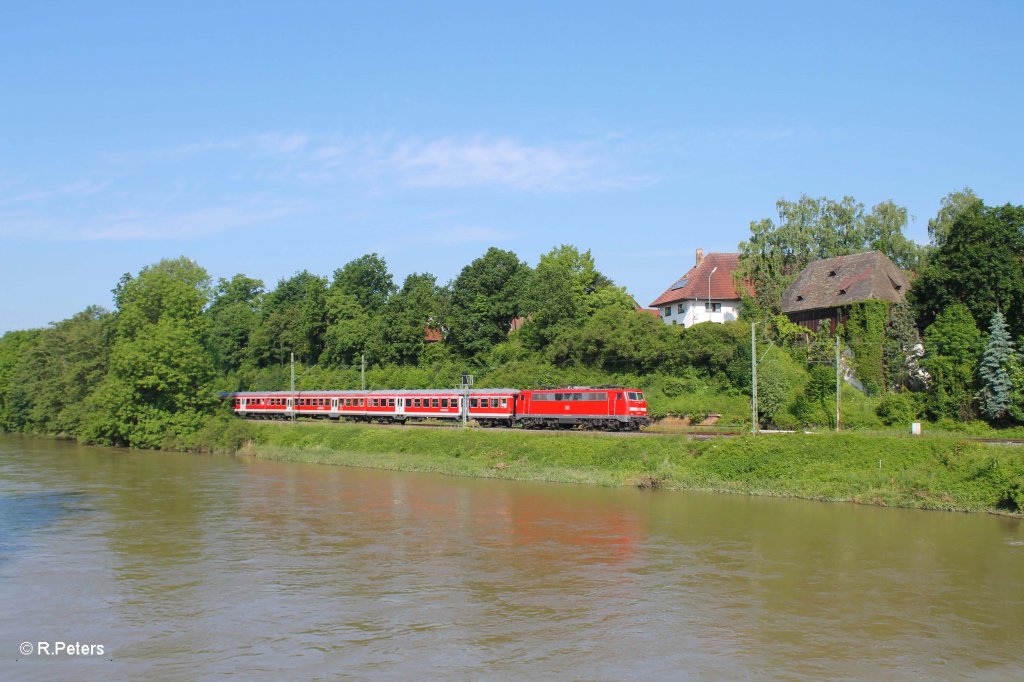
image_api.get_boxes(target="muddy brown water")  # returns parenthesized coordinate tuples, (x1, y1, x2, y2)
(1, 433, 1022, 679)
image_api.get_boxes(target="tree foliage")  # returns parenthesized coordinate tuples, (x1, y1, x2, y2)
(921, 303, 983, 421)
(445, 247, 528, 359)
(81, 258, 217, 448)
(911, 201, 1024, 340)
(977, 311, 1015, 423)
(739, 195, 923, 316)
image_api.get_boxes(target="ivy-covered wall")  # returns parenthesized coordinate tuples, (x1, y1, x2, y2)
(844, 300, 890, 395)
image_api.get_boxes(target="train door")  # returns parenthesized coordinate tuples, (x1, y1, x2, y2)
(331, 398, 338, 414)
(396, 397, 405, 416)
(286, 397, 293, 415)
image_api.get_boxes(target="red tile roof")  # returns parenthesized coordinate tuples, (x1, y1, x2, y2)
(649, 253, 749, 308)
(424, 326, 443, 343)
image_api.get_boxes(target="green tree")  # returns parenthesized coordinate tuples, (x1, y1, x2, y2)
(249, 270, 328, 365)
(445, 247, 528, 359)
(921, 303, 983, 421)
(882, 299, 922, 391)
(376, 273, 444, 365)
(206, 274, 264, 372)
(82, 258, 217, 448)
(977, 311, 1014, 423)
(521, 245, 617, 348)
(911, 201, 1024, 339)
(330, 253, 396, 314)
(927, 187, 980, 248)
(321, 290, 371, 367)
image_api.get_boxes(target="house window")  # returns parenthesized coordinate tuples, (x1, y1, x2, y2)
(705, 302, 721, 312)
(664, 306, 672, 316)
(677, 304, 684, 314)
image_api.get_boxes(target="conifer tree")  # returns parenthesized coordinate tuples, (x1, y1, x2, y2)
(978, 311, 1014, 422)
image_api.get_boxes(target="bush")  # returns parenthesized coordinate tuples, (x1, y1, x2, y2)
(876, 392, 921, 426)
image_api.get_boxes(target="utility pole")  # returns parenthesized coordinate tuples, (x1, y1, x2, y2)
(751, 323, 758, 435)
(461, 372, 474, 428)
(290, 352, 296, 422)
(361, 354, 366, 391)
(835, 335, 841, 433)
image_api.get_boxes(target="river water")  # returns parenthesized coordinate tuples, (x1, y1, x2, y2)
(1, 434, 1022, 680)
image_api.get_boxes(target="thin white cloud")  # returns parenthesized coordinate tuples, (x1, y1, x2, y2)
(387, 136, 601, 191)
(0, 199, 302, 241)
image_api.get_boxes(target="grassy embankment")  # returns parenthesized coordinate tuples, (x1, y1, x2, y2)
(192, 417, 1024, 514)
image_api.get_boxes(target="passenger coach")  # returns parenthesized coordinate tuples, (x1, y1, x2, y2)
(230, 386, 649, 430)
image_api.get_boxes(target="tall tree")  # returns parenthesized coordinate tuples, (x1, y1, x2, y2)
(330, 253, 396, 314)
(977, 311, 1014, 422)
(882, 299, 923, 391)
(376, 273, 444, 365)
(82, 258, 217, 448)
(927, 187, 980, 248)
(445, 247, 528, 359)
(921, 303, 983, 421)
(249, 270, 328, 365)
(206, 274, 264, 372)
(910, 201, 1024, 340)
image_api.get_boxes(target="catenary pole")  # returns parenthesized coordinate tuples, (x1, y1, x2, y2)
(836, 335, 841, 432)
(751, 323, 758, 435)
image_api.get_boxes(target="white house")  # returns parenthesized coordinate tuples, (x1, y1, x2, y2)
(649, 250, 748, 327)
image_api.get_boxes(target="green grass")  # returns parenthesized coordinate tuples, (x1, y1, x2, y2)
(189, 416, 1024, 515)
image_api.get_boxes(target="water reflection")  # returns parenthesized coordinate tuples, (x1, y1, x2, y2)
(0, 434, 1022, 680)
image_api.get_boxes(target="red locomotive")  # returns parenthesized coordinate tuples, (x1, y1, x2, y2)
(230, 386, 650, 430)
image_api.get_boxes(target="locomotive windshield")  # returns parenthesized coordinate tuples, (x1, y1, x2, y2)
(627, 391, 645, 401)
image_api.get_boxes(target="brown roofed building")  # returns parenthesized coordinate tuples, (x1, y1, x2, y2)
(649, 249, 750, 327)
(781, 251, 911, 333)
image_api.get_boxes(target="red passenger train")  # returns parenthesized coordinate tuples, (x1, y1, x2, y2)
(230, 386, 650, 430)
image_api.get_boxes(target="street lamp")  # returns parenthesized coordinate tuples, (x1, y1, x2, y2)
(707, 266, 718, 319)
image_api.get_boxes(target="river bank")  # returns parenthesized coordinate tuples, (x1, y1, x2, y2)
(187, 417, 1024, 514)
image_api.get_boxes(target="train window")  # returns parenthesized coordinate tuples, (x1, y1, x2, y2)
(388, 399, 395, 407)
(573, 393, 583, 401)
(470, 398, 478, 408)
(431, 398, 439, 407)
(491, 398, 499, 408)
(617, 393, 623, 400)
(372, 398, 379, 407)
(500, 398, 507, 408)
(440, 398, 448, 408)
(533, 393, 550, 401)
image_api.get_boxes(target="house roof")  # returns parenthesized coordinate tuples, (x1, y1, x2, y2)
(780, 251, 911, 314)
(648, 253, 748, 308)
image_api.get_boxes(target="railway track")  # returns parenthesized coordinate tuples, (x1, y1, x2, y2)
(244, 418, 1024, 445)
(248, 417, 743, 438)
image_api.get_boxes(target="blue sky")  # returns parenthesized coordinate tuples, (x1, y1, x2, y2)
(2, 1, 1021, 333)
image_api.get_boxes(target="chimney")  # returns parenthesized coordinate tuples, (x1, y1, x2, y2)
(696, 248, 704, 267)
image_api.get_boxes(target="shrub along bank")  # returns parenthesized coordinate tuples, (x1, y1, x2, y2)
(188, 417, 1024, 514)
